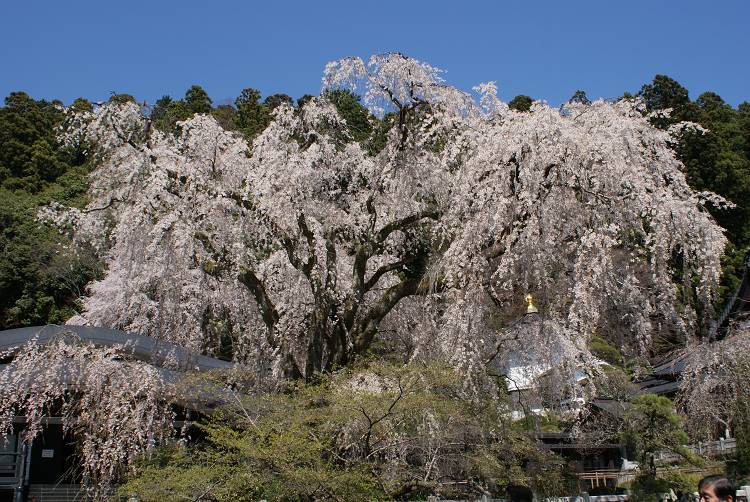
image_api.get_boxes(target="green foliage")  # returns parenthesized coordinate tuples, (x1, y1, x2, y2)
(323, 90, 397, 156)
(628, 471, 705, 502)
(297, 94, 315, 107)
(0, 92, 102, 329)
(639, 75, 693, 122)
(108, 93, 136, 105)
(152, 98, 192, 134)
(70, 97, 93, 113)
(512, 413, 563, 433)
(590, 336, 623, 366)
(152, 86, 214, 134)
(367, 112, 397, 156)
(120, 362, 575, 500)
(210, 104, 238, 131)
(623, 395, 696, 476)
(0, 92, 71, 189)
(325, 89, 373, 143)
(0, 184, 102, 329)
(263, 93, 293, 110)
(235, 87, 273, 143)
(184, 85, 212, 114)
(150, 95, 172, 125)
(569, 90, 591, 104)
(509, 95, 534, 112)
(728, 404, 750, 484)
(629, 474, 675, 502)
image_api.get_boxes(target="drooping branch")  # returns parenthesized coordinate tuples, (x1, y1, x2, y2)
(83, 197, 121, 213)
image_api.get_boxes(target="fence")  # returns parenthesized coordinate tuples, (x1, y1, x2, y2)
(655, 438, 737, 463)
(418, 492, 749, 502)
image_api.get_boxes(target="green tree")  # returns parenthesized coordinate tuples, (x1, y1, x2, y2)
(263, 93, 293, 110)
(151, 96, 193, 134)
(150, 95, 172, 124)
(638, 75, 695, 122)
(0, 92, 102, 328)
(325, 89, 373, 143)
(297, 94, 315, 107)
(0, 92, 69, 189)
(108, 93, 136, 105)
(120, 363, 574, 501)
(211, 104, 238, 131)
(235, 87, 272, 143)
(184, 85, 212, 114)
(637, 75, 750, 314)
(569, 89, 590, 104)
(509, 95, 534, 112)
(623, 394, 693, 476)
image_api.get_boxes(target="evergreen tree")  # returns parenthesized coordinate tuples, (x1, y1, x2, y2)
(569, 89, 590, 104)
(508, 94, 533, 112)
(235, 87, 272, 142)
(184, 85, 212, 114)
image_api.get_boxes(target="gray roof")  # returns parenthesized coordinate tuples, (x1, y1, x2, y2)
(591, 399, 629, 418)
(0, 325, 235, 372)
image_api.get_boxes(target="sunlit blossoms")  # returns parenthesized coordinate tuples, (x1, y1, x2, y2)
(0, 337, 173, 492)
(43, 53, 727, 392)
(679, 326, 750, 438)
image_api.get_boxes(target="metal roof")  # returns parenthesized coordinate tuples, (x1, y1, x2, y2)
(0, 325, 235, 372)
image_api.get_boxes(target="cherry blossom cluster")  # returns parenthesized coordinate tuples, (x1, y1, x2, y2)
(45, 53, 728, 399)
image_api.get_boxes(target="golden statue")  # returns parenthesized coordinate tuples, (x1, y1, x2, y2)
(525, 293, 539, 314)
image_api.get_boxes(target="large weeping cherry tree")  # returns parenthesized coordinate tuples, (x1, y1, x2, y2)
(0, 52, 731, 491)
(42, 52, 726, 388)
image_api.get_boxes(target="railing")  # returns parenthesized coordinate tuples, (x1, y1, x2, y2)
(27, 484, 93, 502)
(655, 438, 737, 462)
(576, 469, 634, 489)
(416, 492, 749, 502)
(418, 495, 628, 502)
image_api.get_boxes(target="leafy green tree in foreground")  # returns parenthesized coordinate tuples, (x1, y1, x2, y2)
(120, 363, 575, 501)
(623, 394, 695, 477)
(623, 394, 702, 502)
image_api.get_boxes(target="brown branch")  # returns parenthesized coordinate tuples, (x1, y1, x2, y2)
(83, 197, 121, 213)
(364, 260, 406, 292)
(353, 276, 421, 354)
(376, 209, 440, 244)
(238, 267, 279, 349)
(324, 231, 338, 290)
(361, 378, 405, 456)
(297, 213, 316, 279)
(277, 214, 317, 280)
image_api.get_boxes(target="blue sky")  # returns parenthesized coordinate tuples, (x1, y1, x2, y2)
(1, 0, 748, 107)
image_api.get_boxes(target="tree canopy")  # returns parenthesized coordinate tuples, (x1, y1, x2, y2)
(47, 54, 726, 390)
(1, 54, 748, 494)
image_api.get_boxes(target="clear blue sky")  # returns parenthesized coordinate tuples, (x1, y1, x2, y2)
(2, 0, 748, 107)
